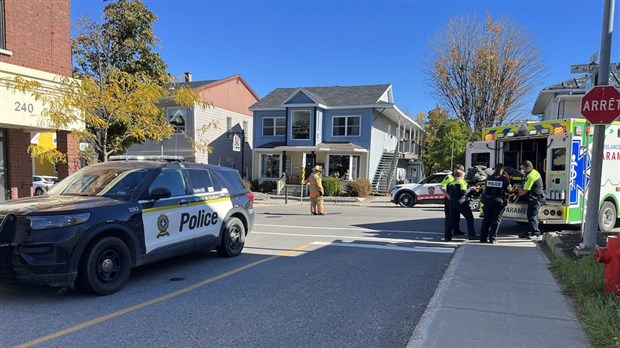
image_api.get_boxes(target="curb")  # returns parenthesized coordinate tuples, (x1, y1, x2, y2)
(543, 232, 566, 258)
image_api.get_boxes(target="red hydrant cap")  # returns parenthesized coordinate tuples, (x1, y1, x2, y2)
(595, 247, 612, 264)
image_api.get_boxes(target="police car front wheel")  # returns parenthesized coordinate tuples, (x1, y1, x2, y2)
(217, 217, 246, 257)
(398, 192, 416, 208)
(78, 236, 132, 296)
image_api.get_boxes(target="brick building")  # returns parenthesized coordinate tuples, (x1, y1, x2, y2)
(0, 0, 79, 201)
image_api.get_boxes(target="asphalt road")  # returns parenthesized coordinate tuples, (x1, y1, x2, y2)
(0, 199, 555, 347)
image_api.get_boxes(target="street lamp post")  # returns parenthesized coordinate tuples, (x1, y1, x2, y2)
(226, 129, 245, 179)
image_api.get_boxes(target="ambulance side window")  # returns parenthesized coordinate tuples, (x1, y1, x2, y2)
(187, 169, 222, 194)
(149, 169, 187, 197)
(551, 148, 566, 171)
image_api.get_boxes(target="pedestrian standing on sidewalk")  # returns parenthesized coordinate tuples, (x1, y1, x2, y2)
(441, 164, 465, 236)
(518, 160, 545, 239)
(444, 169, 477, 241)
(308, 165, 325, 215)
(480, 163, 512, 244)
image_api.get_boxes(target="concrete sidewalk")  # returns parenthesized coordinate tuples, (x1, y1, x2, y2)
(407, 237, 590, 348)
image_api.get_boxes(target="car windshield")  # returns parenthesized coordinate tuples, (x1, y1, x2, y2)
(418, 174, 446, 184)
(47, 165, 152, 200)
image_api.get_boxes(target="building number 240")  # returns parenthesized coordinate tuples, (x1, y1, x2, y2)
(14, 102, 34, 113)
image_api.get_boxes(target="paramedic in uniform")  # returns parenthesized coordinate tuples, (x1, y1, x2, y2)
(479, 163, 512, 244)
(309, 165, 325, 215)
(441, 164, 465, 236)
(518, 160, 545, 239)
(444, 169, 477, 241)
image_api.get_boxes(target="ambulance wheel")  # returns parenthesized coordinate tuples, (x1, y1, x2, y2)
(599, 201, 617, 233)
(217, 217, 245, 257)
(398, 192, 416, 208)
(78, 237, 131, 295)
(34, 187, 45, 196)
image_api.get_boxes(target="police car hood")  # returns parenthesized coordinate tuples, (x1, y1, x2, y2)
(0, 195, 122, 215)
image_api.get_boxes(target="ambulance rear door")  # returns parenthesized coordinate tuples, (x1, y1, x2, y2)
(546, 133, 571, 202)
(465, 141, 496, 169)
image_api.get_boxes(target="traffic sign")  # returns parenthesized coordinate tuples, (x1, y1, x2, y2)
(581, 85, 620, 124)
(232, 134, 241, 152)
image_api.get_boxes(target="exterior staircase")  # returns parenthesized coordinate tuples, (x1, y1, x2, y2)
(372, 151, 398, 195)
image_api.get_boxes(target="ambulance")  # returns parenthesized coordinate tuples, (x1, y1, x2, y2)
(465, 118, 620, 232)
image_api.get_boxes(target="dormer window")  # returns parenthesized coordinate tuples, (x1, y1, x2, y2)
(291, 110, 311, 140)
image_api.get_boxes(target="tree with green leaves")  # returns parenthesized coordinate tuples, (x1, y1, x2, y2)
(421, 106, 474, 176)
(426, 13, 545, 133)
(72, 0, 168, 84)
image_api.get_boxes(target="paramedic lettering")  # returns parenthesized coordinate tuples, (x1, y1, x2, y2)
(581, 85, 620, 124)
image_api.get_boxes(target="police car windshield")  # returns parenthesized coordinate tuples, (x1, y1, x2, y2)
(47, 166, 151, 200)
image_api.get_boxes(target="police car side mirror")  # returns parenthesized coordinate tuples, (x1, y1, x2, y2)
(150, 187, 171, 200)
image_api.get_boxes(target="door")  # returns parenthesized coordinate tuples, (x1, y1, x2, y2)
(546, 134, 570, 202)
(465, 141, 496, 169)
(141, 168, 195, 254)
(186, 168, 232, 241)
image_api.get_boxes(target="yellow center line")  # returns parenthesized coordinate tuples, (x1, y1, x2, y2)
(13, 244, 311, 348)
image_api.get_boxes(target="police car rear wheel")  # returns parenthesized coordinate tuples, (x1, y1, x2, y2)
(398, 192, 416, 208)
(599, 201, 617, 233)
(78, 237, 131, 295)
(217, 217, 245, 257)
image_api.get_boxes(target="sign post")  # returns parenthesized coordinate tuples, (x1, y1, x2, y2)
(579, 0, 616, 253)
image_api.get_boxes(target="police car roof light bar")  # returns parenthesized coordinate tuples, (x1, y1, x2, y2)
(108, 155, 185, 162)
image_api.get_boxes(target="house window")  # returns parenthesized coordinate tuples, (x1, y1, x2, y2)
(327, 155, 360, 179)
(167, 107, 186, 133)
(0, 0, 5, 50)
(260, 154, 280, 178)
(243, 121, 248, 131)
(263, 117, 285, 136)
(291, 110, 311, 140)
(227, 117, 232, 131)
(332, 116, 360, 137)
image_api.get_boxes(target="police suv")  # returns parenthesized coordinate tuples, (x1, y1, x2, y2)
(0, 156, 254, 295)
(390, 172, 451, 207)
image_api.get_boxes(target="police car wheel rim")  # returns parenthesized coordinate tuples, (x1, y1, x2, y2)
(228, 226, 241, 249)
(96, 250, 121, 282)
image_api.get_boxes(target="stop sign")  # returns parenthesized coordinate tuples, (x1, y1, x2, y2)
(581, 85, 620, 124)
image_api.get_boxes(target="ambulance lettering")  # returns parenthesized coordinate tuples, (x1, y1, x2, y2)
(505, 206, 527, 215)
(179, 210, 218, 231)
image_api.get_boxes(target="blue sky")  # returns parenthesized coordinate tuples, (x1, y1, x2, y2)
(71, 0, 619, 118)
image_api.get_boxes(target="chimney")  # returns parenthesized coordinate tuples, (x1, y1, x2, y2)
(184, 72, 192, 83)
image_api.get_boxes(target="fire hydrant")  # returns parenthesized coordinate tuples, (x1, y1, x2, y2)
(594, 234, 620, 294)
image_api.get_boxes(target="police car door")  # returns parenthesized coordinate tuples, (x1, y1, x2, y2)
(465, 141, 496, 169)
(186, 168, 232, 241)
(141, 168, 196, 254)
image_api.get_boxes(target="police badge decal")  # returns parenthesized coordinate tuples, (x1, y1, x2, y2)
(157, 214, 170, 238)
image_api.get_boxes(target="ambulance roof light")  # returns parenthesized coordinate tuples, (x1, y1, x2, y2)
(540, 129, 550, 134)
(485, 134, 494, 141)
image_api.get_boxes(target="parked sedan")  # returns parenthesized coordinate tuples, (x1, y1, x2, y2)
(32, 175, 58, 195)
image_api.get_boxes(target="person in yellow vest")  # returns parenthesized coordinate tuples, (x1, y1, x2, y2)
(308, 165, 325, 215)
(518, 160, 546, 239)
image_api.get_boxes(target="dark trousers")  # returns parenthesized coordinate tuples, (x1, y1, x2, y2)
(444, 197, 462, 234)
(480, 199, 506, 242)
(445, 200, 476, 240)
(527, 199, 541, 235)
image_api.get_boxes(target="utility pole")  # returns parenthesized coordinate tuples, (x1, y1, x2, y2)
(580, 0, 615, 251)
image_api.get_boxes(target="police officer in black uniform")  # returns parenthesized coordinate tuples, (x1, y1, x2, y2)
(444, 169, 477, 241)
(479, 163, 512, 244)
